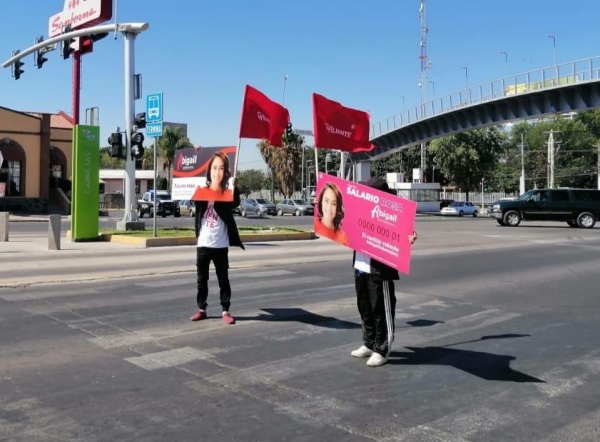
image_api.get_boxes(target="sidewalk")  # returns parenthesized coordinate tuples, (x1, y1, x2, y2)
(9, 214, 70, 222)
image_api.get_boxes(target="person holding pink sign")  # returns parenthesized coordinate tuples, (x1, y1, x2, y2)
(351, 177, 418, 367)
(190, 152, 243, 325)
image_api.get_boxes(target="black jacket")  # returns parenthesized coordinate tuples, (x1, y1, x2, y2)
(352, 251, 399, 281)
(194, 187, 245, 250)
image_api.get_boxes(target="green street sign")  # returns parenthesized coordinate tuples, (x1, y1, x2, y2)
(71, 125, 100, 241)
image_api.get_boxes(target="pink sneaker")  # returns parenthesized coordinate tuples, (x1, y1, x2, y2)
(222, 312, 236, 325)
(190, 310, 207, 321)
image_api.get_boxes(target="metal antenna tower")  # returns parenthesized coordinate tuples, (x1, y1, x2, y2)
(418, 0, 431, 176)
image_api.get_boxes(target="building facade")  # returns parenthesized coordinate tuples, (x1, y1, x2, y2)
(0, 106, 73, 213)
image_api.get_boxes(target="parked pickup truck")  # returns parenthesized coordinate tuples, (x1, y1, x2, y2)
(137, 190, 181, 218)
(489, 188, 600, 228)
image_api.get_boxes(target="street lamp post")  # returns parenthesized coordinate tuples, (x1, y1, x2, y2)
(520, 133, 526, 195)
(547, 34, 556, 66)
(428, 80, 435, 96)
(461, 66, 469, 103)
(282, 74, 289, 103)
(399, 95, 405, 109)
(500, 50, 508, 77)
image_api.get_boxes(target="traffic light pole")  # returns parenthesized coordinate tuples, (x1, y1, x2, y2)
(2, 23, 149, 68)
(2, 22, 149, 230)
(122, 31, 138, 224)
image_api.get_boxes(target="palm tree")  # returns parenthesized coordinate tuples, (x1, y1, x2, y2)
(257, 133, 303, 199)
(157, 126, 193, 189)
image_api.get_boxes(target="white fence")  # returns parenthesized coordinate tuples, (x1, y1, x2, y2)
(242, 189, 520, 207)
(244, 190, 309, 202)
(441, 191, 520, 206)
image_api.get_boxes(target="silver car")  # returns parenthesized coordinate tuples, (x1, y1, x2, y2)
(276, 199, 314, 216)
(241, 198, 277, 217)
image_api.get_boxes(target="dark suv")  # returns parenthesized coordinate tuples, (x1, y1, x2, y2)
(489, 188, 600, 228)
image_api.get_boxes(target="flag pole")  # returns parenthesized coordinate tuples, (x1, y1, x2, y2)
(233, 138, 242, 177)
(314, 145, 319, 185)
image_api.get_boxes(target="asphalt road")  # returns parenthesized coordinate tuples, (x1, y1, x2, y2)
(2, 222, 600, 440)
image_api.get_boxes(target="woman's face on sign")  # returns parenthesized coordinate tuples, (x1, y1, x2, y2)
(210, 156, 225, 187)
(322, 187, 338, 227)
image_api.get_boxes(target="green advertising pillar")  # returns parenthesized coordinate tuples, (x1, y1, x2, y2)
(71, 125, 100, 241)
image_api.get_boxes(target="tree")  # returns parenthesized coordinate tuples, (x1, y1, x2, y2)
(236, 169, 266, 197)
(140, 146, 154, 170)
(257, 132, 303, 199)
(505, 117, 597, 189)
(99, 147, 125, 169)
(429, 127, 507, 199)
(157, 126, 193, 189)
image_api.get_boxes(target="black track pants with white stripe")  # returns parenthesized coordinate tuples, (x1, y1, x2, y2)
(355, 272, 396, 357)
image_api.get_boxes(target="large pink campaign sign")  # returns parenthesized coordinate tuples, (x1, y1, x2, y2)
(314, 173, 417, 275)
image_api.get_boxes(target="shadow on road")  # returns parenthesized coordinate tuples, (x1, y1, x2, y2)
(389, 333, 543, 383)
(236, 307, 361, 329)
(244, 243, 281, 247)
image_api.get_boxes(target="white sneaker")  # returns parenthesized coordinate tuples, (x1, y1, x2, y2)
(366, 353, 388, 367)
(351, 345, 373, 358)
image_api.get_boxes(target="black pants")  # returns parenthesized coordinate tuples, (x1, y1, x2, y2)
(354, 271, 396, 357)
(196, 247, 231, 312)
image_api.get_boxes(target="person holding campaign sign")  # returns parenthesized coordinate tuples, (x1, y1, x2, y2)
(191, 151, 235, 202)
(190, 152, 244, 325)
(314, 182, 349, 246)
(351, 178, 418, 367)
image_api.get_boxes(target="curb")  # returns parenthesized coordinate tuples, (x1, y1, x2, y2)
(65, 231, 316, 247)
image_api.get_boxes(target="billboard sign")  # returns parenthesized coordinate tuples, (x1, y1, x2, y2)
(49, 0, 113, 37)
(172, 146, 237, 201)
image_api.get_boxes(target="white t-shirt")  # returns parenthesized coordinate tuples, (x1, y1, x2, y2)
(354, 252, 371, 273)
(197, 202, 229, 248)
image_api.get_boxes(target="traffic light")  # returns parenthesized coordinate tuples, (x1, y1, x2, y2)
(11, 50, 24, 80)
(130, 132, 145, 160)
(62, 25, 76, 60)
(134, 112, 147, 129)
(108, 132, 125, 159)
(284, 122, 293, 142)
(78, 32, 108, 56)
(34, 37, 48, 69)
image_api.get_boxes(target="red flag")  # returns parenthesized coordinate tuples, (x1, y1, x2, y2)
(312, 93, 374, 153)
(239, 85, 290, 147)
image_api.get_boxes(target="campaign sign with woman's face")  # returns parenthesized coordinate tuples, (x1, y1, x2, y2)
(171, 146, 237, 201)
(314, 173, 418, 275)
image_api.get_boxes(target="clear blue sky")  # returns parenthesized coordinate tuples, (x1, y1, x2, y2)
(1, 0, 599, 171)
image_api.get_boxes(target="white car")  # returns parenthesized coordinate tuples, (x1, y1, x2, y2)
(441, 201, 478, 217)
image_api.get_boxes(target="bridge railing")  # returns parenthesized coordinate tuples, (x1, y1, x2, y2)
(371, 56, 600, 139)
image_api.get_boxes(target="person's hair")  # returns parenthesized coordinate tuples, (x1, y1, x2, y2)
(205, 151, 231, 192)
(317, 182, 344, 232)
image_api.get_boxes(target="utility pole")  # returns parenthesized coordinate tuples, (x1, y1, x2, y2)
(520, 132, 526, 195)
(545, 129, 561, 189)
(418, 0, 431, 180)
(481, 178, 485, 210)
(594, 145, 600, 190)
